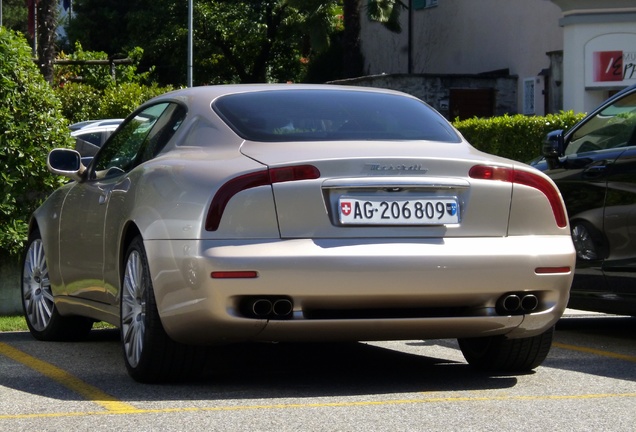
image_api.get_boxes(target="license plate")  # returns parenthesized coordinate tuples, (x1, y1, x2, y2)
(339, 196, 459, 225)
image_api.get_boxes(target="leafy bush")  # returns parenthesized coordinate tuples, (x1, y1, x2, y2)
(453, 111, 586, 163)
(56, 81, 172, 123)
(56, 82, 102, 122)
(0, 28, 72, 256)
(55, 43, 153, 90)
(98, 82, 172, 119)
(54, 44, 173, 123)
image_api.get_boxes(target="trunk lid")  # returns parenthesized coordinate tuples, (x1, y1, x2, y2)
(241, 140, 512, 238)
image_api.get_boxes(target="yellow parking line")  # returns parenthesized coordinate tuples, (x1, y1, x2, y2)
(0, 342, 137, 413)
(552, 342, 636, 363)
(1, 340, 635, 420)
(1, 392, 636, 420)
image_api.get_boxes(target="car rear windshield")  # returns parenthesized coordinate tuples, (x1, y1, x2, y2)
(212, 89, 461, 143)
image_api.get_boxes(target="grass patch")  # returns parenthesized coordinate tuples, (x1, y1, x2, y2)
(0, 315, 28, 332)
(0, 315, 116, 332)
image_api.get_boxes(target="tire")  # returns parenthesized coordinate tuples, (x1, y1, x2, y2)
(571, 220, 606, 261)
(120, 236, 206, 383)
(458, 326, 554, 372)
(21, 230, 93, 341)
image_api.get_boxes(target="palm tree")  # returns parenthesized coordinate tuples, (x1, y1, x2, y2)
(366, 0, 406, 33)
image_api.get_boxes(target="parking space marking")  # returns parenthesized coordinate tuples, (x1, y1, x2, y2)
(1, 392, 636, 420)
(553, 342, 636, 363)
(0, 342, 136, 413)
(2, 339, 635, 420)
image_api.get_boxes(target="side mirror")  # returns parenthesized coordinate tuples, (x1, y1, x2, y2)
(542, 130, 565, 170)
(47, 148, 86, 182)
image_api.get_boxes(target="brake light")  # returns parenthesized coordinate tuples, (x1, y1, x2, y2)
(469, 165, 568, 228)
(205, 164, 320, 231)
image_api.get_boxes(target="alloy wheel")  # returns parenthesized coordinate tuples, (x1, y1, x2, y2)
(571, 223, 598, 260)
(22, 239, 53, 332)
(121, 250, 146, 368)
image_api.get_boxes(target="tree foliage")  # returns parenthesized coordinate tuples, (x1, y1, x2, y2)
(55, 43, 153, 89)
(0, 28, 72, 255)
(65, 0, 352, 86)
(1, 0, 29, 34)
(366, 0, 407, 33)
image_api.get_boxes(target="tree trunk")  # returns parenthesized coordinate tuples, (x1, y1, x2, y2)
(37, 0, 58, 84)
(342, 0, 364, 78)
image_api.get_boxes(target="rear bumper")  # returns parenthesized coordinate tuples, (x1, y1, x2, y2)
(145, 236, 575, 345)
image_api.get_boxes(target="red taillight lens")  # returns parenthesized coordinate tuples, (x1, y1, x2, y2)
(205, 164, 320, 231)
(468, 165, 513, 182)
(469, 165, 568, 228)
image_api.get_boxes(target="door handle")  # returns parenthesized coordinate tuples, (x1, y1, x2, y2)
(582, 163, 607, 178)
(99, 190, 112, 204)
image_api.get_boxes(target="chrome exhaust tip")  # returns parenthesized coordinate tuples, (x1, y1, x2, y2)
(521, 294, 539, 312)
(501, 294, 521, 312)
(272, 299, 293, 317)
(251, 299, 273, 317)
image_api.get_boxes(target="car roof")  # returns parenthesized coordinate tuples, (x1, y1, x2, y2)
(143, 84, 414, 108)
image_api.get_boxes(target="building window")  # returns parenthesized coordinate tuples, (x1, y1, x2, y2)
(414, 0, 438, 10)
(523, 78, 536, 115)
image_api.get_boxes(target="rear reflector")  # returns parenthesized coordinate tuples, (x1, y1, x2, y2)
(469, 165, 568, 228)
(535, 266, 571, 274)
(206, 164, 320, 231)
(211, 271, 258, 279)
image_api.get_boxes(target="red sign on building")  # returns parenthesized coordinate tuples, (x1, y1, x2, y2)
(593, 51, 623, 82)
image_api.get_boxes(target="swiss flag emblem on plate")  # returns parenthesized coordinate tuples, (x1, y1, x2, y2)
(341, 201, 352, 216)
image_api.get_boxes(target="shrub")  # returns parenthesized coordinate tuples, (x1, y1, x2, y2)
(55, 44, 172, 123)
(453, 111, 586, 163)
(56, 81, 173, 123)
(0, 28, 72, 256)
(98, 82, 172, 119)
(56, 82, 102, 123)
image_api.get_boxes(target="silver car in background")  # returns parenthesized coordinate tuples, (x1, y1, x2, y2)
(22, 84, 575, 382)
(70, 118, 123, 157)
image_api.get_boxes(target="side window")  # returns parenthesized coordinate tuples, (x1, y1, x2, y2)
(139, 103, 186, 162)
(566, 92, 636, 156)
(91, 102, 185, 179)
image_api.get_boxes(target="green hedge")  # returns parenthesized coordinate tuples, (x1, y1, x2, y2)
(56, 82, 173, 123)
(453, 111, 586, 163)
(0, 28, 72, 256)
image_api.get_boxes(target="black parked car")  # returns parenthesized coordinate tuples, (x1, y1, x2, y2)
(536, 83, 636, 315)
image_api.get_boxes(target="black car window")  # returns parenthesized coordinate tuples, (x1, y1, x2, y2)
(566, 92, 636, 156)
(91, 102, 184, 179)
(212, 90, 461, 143)
(76, 131, 102, 146)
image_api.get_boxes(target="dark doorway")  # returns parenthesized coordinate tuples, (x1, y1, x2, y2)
(449, 88, 495, 120)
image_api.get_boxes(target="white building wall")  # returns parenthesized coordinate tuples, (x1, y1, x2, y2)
(560, 20, 636, 113)
(360, 0, 564, 115)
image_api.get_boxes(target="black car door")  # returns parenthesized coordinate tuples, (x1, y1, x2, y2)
(602, 145, 636, 304)
(544, 90, 636, 304)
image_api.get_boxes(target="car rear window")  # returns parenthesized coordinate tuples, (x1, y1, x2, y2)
(212, 89, 461, 143)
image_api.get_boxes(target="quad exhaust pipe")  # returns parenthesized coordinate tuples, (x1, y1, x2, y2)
(244, 297, 293, 319)
(497, 293, 540, 315)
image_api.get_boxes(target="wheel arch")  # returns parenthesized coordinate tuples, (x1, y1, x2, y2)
(119, 221, 142, 278)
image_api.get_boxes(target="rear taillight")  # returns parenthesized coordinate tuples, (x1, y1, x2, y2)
(205, 165, 320, 231)
(469, 165, 568, 228)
